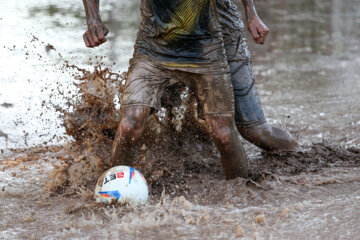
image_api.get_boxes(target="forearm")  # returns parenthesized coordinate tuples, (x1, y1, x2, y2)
(238, 0, 259, 19)
(82, 0, 108, 48)
(82, 0, 102, 25)
(234, 0, 269, 44)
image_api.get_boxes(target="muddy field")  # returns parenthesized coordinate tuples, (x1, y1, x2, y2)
(1, 0, 360, 239)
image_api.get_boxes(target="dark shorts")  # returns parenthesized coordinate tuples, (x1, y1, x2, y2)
(122, 59, 235, 117)
(218, 0, 267, 127)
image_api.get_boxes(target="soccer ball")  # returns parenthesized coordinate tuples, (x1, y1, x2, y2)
(94, 166, 148, 204)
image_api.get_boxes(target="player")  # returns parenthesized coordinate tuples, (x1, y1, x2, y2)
(82, 0, 249, 179)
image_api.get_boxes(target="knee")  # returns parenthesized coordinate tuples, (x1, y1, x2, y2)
(118, 108, 149, 142)
(119, 117, 137, 139)
(206, 118, 233, 146)
(214, 127, 232, 146)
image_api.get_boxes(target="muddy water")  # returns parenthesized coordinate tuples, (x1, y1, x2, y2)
(1, 0, 360, 239)
(0, 0, 140, 150)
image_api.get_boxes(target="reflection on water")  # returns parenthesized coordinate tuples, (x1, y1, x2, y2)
(254, 0, 360, 55)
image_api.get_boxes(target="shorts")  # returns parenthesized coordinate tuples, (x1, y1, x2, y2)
(122, 59, 235, 117)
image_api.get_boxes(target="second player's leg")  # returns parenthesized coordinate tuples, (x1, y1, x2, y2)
(238, 123, 298, 151)
(231, 61, 298, 151)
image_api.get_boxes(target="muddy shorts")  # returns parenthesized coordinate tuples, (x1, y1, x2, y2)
(218, 0, 267, 127)
(122, 59, 235, 117)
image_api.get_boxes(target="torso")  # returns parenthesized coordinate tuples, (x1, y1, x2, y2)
(133, 0, 229, 74)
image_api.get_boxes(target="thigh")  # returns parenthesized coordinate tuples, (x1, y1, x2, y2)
(122, 60, 170, 112)
(185, 73, 235, 118)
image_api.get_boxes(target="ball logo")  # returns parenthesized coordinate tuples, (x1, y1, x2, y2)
(103, 172, 126, 185)
(129, 167, 136, 184)
(95, 166, 149, 204)
(98, 190, 121, 201)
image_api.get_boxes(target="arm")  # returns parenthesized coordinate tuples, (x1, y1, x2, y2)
(82, 0, 109, 48)
(234, 0, 269, 45)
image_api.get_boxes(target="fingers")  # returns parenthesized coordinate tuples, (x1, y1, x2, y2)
(83, 33, 91, 48)
(83, 24, 108, 48)
(249, 25, 260, 44)
(247, 17, 270, 45)
(104, 27, 109, 36)
(258, 30, 266, 45)
(85, 31, 96, 47)
(257, 27, 269, 45)
(95, 26, 107, 44)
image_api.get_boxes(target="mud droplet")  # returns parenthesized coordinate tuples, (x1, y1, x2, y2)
(295, 203, 303, 210)
(235, 225, 244, 238)
(0, 102, 13, 108)
(200, 209, 210, 223)
(255, 214, 265, 225)
(280, 207, 289, 217)
(45, 43, 56, 52)
(178, 195, 191, 210)
(187, 215, 196, 225)
(24, 215, 36, 223)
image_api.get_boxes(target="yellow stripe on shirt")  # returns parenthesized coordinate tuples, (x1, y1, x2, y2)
(160, 0, 208, 42)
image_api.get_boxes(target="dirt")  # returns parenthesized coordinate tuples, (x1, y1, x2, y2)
(1, 0, 360, 239)
(46, 65, 360, 206)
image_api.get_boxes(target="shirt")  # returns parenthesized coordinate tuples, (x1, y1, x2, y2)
(133, 0, 229, 74)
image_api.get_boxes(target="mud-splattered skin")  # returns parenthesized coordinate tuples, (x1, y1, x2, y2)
(82, 0, 108, 48)
(112, 105, 248, 179)
(238, 0, 269, 44)
(82, 0, 248, 179)
(234, 0, 297, 150)
(159, 0, 297, 151)
(82, 0, 297, 153)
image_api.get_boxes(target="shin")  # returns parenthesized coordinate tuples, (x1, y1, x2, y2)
(111, 106, 151, 166)
(205, 116, 248, 179)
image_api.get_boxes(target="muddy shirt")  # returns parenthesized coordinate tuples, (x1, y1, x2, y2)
(133, 0, 229, 74)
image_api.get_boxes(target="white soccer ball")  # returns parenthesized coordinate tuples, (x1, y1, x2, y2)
(94, 166, 148, 204)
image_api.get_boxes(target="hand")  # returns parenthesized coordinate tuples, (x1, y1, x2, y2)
(246, 16, 269, 45)
(83, 22, 109, 48)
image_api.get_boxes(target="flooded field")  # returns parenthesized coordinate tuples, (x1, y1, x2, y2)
(1, 0, 360, 239)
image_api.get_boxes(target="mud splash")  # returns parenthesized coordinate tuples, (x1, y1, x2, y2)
(2, 0, 360, 238)
(56, 64, 219, 198)
(53, 66, 360, 205)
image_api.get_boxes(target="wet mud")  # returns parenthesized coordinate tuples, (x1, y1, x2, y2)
(1, 0, 360, 239)
(52, 66, 360, 204)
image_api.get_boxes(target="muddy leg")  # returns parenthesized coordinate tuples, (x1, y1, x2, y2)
(205, 116, 248, 179)
(229, 61, 298, 151)
(238, 123, 298, 151)
(111, 106, 151, 166)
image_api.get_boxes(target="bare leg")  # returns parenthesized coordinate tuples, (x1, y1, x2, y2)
(238, 122, 298, 151)
(111, 106, 151, 166)
(205, 116, 248, 179)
